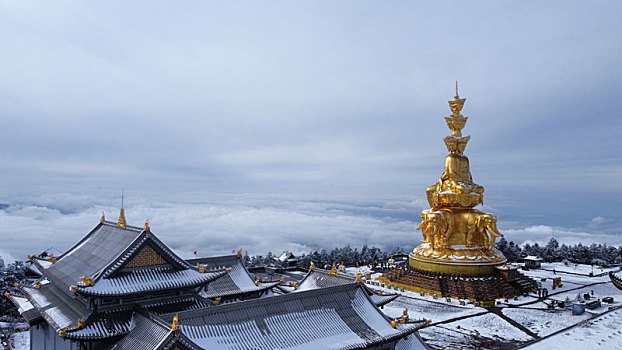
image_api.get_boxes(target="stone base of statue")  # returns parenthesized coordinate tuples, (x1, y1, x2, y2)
(378, 263, 538, 302)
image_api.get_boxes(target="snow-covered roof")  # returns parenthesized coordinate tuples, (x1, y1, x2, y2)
(199, 258, 277, 299)
(21, 282, 91, 331)
(77, 266, 224, 296)
(524, 256, 543, 261)
(65, 314, 133, 340)
(163, 284, 423, 350)
(275, 251, 296, 262)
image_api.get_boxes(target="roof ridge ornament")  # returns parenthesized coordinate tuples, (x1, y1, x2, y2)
(144, 219, 150, 232)
(100, 211, 105, 223)
(171, 314, 180, 331)
(117, 209, 126, 228)
(328, 263, 338, 276)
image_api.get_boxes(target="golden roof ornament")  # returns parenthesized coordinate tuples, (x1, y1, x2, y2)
(328, 263, 338, 276)
(100, 211, 105, 223)
(117, 209, 126, 228)
(310, 261, 315, 271)
(171, 314, 180, 331)
(81, 275, 95, 286)
(144, 219, 150, 231)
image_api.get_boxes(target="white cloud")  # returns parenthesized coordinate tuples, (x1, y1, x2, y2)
(1, 192, 619, 262)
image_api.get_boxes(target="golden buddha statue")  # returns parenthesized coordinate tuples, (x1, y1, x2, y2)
(410, 84, 506, 276)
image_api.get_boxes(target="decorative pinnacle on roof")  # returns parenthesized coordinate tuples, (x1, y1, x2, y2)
(171, 314, 180, 331)
(100, 211, 105, 223)
(328, 263, 338, 276)
(117, 209, 126, 228)
(310, 261, 315, 271)
(144, 219, 150, 231)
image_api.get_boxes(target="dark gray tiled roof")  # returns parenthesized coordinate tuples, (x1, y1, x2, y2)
(22, 282, 91, 331)
(186, 254, 239, 270)
(297, 269, 356, 291)
(296, 270, 400, 307)
(164, 284, 422, 350)
(200, 259, 277, 299)
(395, 333, 430, 350)
(77, 266, 224, 296)
(111, 313, 172, 350)
(7, 294, 42, 324)
(65, 315, 132, 340)
(369, 293, 400, 307)
(36, 221, 221, 297)
(44, 222, 142, 289)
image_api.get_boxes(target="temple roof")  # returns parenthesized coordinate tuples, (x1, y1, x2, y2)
(33, 221, 224, 297)
(161, 284, 423, 350)
(110, 312, 177, 350)
(199, 255, 278, 299)
(186, 254, 240, 270)
(21, 282, 91, 332)
(7, 294, 41, 324)
(39, 222, 143, 290)
(295, 269, 399, 307)
(77, 266, 224, 297)
(297, 268, 358, 291)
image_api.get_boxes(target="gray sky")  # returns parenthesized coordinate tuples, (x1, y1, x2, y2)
(1, 1, 621, 260)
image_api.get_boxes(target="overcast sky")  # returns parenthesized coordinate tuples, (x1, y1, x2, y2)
(1, 1, 621, 260)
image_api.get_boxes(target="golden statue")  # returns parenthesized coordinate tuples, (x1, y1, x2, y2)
(410, 85, 506, 276)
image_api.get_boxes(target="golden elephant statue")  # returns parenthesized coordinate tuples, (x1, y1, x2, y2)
(416, 210, 452, 250)
(475, 213, 503, 250)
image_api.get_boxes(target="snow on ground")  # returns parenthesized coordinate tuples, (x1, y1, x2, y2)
(522, 307, 622, 350)
(11, 331, 29, 350)
(539, 262, 619, 277)
(550, 282, 622, 308)
(502, 307, 592, 337)
(420, 313, 534, 350)
(522, 268, 610, 286)
(344, 266, 374, 276)
(381, 296, 482, 323)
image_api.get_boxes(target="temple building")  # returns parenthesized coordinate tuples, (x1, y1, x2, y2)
(7, 211, 427, 349)
(379, 87, 538, 302)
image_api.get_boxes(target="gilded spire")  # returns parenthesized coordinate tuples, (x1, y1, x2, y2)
(117, 209, 126, 228)
(144, 219, 150, 231)
(171, 314, 180, 331)
(100, 211, 105, 223)
(117, 190, 127, 228)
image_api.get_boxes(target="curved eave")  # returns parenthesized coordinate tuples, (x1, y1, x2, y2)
(371, 293, 400, 307)
(200, 281, 280, 299)
(75, 270, 226, 297)
(64, 318, 132, 340)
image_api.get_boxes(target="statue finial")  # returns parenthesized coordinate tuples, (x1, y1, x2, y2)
(171, 314, 180, 331)
(100, 211, 105, 223)
(144, 219, 149, 231)
(117, 209, 126, 228)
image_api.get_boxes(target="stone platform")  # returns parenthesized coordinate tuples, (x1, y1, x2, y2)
(378, 266, 539, 301)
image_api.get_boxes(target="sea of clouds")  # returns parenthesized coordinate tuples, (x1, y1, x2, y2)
(0, 192, 620, 263)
